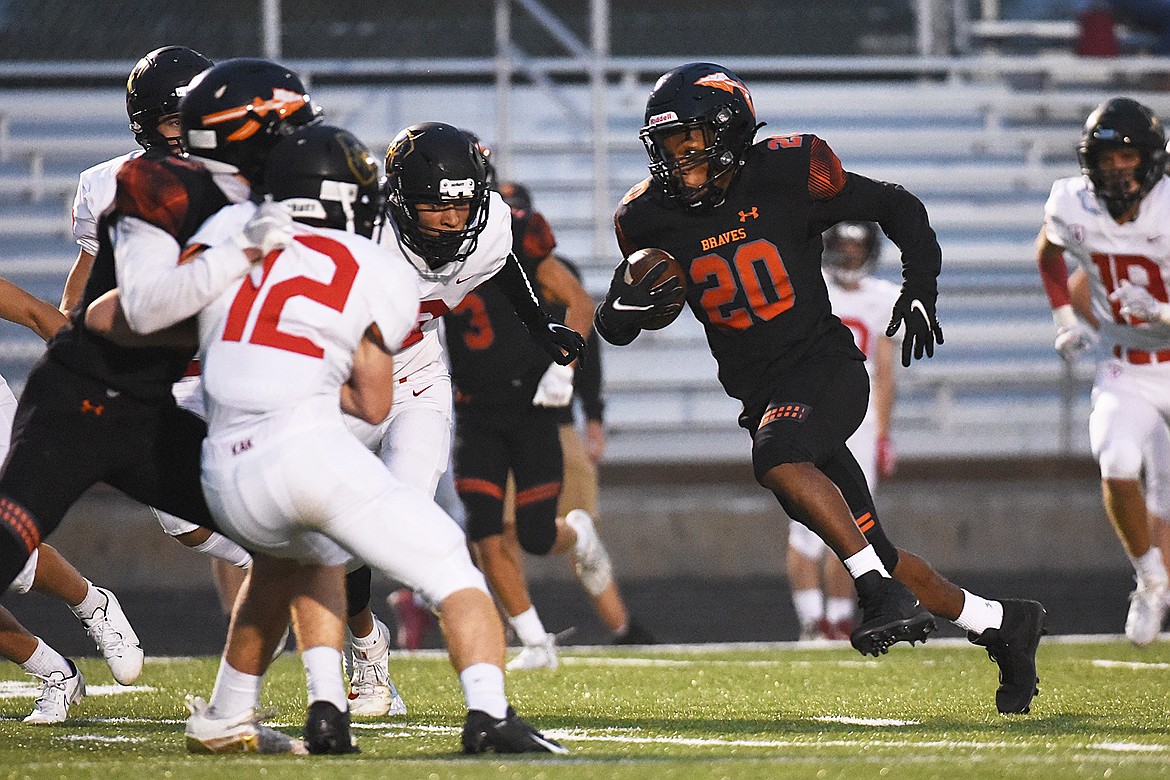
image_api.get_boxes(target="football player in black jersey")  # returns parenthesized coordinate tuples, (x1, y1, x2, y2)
(595, 63, 1047, 714)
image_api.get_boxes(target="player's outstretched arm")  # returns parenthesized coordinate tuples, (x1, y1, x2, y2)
(0, 277, 68, 342)
(341, 326, 396, 424)
(60, 249, 95, 315)
(493, 253, 587, 366)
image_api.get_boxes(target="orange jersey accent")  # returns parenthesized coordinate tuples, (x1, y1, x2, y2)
(807, 136, 846, 200)
(114, 156, 200, 239)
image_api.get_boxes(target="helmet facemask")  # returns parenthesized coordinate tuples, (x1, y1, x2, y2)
(642, 108, 744, 208)
(386, 181, 489, 280)
(1077, 97, 1167, 220)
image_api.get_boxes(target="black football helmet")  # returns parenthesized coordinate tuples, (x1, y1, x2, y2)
(383, 122, 491, 280)
(1078, 97, 1167, 218)
(126, 45, 213, 152)
(463, 129, 497, 188)
(640, 62, 762, 208)
(179, 58, 321, 184)
(823, 221, 880, 287)
(265, 124, 383, 239)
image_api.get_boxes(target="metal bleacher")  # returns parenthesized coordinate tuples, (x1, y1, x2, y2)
(1, 67, 1156, 464)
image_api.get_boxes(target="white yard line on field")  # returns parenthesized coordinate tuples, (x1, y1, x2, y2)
(0, 682, 154, 699)
(1091, 659, 1170, 670)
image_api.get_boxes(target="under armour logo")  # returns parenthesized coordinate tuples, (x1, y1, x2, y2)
(738, 207, 759, 222)
(80, 399, 104, 416)
(232, 438, 253, 456)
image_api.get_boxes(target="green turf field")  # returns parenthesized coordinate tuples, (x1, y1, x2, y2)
(1, 636, 1168, 779)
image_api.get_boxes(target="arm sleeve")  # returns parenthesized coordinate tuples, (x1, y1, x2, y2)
(491, 252, 553, 334)
(113, 216, 252, 334)
(810, 172, 942, 297)
(575, 328, 604, 421)
(71, 178, 100, 255)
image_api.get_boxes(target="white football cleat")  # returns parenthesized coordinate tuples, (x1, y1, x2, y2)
(23, 660, 86, 724)
(506, 632, 558, 671)
(79, 586, 143, 685)
(565, 509, 613, 597)
(1125, 576, 1169, 647)
(347, 617, 407, 717)
(184, 696, 308, 754)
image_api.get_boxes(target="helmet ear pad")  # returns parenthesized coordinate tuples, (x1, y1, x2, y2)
(382, 122, 491, 279)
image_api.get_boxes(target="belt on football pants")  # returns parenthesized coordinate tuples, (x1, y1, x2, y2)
(1113, 345, 1170, 365)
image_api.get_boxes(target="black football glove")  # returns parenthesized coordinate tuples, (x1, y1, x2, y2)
(885, 288, 944, 367)
(533, 318, 587, 366)
(596, 259, 685, 337)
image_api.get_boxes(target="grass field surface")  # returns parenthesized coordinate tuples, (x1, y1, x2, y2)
(1, 636, 1168, 778)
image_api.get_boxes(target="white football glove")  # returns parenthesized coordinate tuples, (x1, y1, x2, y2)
(232, 200, 294, 258)
(1052, 304, 1097, 363)
(532, 362, 574, 408)
(1109, 279, 1170, 325)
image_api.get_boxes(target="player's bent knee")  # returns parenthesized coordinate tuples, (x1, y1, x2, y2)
(515, 509, 557, 556)
(5, 545, 38, 594)
(418, 546, 490, 606)
(1097, 444, 1144, 481)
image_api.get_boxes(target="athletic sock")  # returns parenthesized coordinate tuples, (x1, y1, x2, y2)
(302, 646, 348, 711)
(825, 596, 855, 624)
(459, 662, 508, 719)
(509, 607, 548, 647)
(351, 621, 388, 657)
(192, 533, 253, 569)
(791, 588, 825, 628)
(954, 589, 1004, 635)
(207, 661, 262, 720)
(20, 638, 71, 677)
(69, 581, 105, 618)
(1131, 547, 1169, 586)
(843, 546, 890, 579)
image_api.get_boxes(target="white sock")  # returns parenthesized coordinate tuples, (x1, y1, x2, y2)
(69, 581, 105, 619)
(843, 546, 890, 579)
(351, 620, 388, 657)
(791, 588, 824, 627)
(207, 660, 262, 720)
(19, 637, 71, 678)
(1131, 547, 1169, 585)
(954, 590, 1004, 635)
(302, 646, 348, 711)
(192, 533, 253, 569)
(509, 607, 547, 647)
(459, 662, 508, 719)
(826, 596, 855, 624)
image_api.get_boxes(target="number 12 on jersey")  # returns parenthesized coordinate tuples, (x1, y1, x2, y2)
(221, 234, 358, 359)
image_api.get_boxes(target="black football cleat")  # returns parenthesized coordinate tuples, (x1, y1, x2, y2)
(461, 707, 568, 755)
(303, 700, 360, 754)
(970, 599, 1047, 714)
(850, 571, 937, 657)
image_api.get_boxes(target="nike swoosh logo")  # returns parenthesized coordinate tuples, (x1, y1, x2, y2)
(910, 300, 929, 321)
(610, 298, 654, 312)
(412, 385, 433, 397)
(456, 276, 474, 284)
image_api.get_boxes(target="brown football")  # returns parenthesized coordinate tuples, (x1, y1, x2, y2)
(622, 248, 687, 330)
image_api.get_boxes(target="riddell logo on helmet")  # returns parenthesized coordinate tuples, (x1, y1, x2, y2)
(694, 72, 755, 114)
(201, 88, 308, 142)
(648, 111, 679, 127)
(439, 178, 475, 199)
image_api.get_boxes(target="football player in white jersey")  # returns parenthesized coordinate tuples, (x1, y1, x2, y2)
(0, 279, 142, 721)
(787, 222, 900, 642)
(339, 122, 584, 705)
(1038, 97, 1170, 645)
(64, 46, 256, 595)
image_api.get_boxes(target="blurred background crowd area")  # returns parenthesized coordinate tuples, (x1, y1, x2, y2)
(0, 1, 1163, 644)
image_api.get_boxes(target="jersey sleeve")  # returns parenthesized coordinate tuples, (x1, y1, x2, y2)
(807, 136, 847, 201)
(520, 210, 557, 263)
(71, 175, 100, 254)
(1042, 180, 1073, 248)
(367, 253, 422, 352)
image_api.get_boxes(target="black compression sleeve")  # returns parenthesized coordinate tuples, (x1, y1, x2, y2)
(491, 252, 551, 334)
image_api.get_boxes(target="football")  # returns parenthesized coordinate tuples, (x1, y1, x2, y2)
(622, 247, 686, 330)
